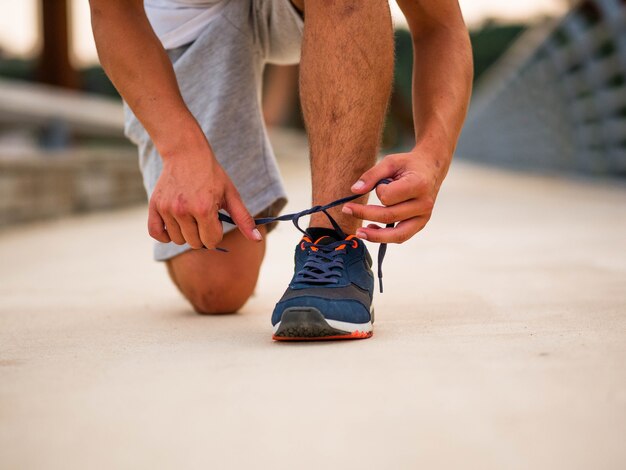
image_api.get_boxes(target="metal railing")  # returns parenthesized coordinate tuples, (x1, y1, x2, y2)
(0, 78, 124, 143)
(458, 0, 626, 175)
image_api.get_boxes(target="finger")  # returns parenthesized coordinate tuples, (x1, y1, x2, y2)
(351, 158, 398, 194)
(355, 216, 428, 244)
(197, 208, 223, 250)
(148, 203, 171, 243)
(224, 185, 262, 242)
(376, 174, 426, 207)
(343, 198, 431, 225)
(176, 215, 204, 250)
(161, 213, 186, 245)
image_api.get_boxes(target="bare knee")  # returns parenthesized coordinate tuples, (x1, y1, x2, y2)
(165, 225, 266, 315)
(187, 283, 251, 315)
(167, 263, 257, 315)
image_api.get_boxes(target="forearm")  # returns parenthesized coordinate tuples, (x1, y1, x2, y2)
(89, 0, 206, 158)
(410, 26, 473, 166)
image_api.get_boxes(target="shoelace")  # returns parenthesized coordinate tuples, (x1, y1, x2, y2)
(293, 236, 358, 286)
(217, 179, 394, 293)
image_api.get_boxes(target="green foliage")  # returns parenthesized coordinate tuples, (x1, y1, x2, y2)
(394, 28, 414, 100)
(470, 22, 526, 82)
(80, 66, 119, 97)
(0, 58, 36, 81)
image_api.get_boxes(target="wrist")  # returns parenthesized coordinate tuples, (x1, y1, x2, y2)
(153, 115, 211, 161)
(412, 137, 453, 172)
(413, 117, 456, 161)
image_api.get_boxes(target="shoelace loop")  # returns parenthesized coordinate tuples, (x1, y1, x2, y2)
(218, 179, 394, 293)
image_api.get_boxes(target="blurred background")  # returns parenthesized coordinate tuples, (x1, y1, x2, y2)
(0, 0, 623, 229)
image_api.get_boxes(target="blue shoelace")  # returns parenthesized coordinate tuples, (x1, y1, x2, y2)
(217, 179, 393, 293)
(294, 237, 356, 286)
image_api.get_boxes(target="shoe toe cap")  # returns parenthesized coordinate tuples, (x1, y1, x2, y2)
(272, 296, 371, 326)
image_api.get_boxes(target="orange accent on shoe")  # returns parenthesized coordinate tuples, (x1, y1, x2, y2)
(303, 234, 360, 252)
(272, 330, 373, 341)
(334, 235, 359, 251)
(300, 236, 312, 251)
(345, 235, 359, 248)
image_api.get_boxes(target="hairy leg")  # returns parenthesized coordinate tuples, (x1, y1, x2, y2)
(299, 0, 394, 233)
(166, 225, 267, 314)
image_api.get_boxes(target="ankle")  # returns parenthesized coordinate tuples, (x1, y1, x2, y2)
(308, 216, 360, 235)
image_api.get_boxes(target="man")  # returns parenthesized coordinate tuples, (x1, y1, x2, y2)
(89, 0, 472, 340)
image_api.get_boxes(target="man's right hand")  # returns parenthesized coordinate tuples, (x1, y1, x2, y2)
(147, 142, 262, 250)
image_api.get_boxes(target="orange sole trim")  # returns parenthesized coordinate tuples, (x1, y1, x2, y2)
(273, 330, 373, 341)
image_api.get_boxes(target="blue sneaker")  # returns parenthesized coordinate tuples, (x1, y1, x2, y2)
(272, 228, 375, 341)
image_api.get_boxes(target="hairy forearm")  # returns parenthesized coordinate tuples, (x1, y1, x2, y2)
(410, 27, 473, 164)
(89, 0, 205, 158)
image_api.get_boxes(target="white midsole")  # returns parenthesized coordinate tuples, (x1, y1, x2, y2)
(273, 319, 373, 334)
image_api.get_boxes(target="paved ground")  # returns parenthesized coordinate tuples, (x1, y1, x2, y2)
(1, 131, 625, 469)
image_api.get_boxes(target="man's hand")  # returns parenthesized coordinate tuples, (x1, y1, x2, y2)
(339, 0, 471, 244)
(90, 0, 260, 250)
(148, 144, 261, 250)
(342, 148, 449, 244)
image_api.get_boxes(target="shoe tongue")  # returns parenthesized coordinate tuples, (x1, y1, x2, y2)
(313, 235, 336, 246)
(306, 227, 341, 243)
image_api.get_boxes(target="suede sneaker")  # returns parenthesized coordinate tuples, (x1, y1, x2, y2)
(272, 228, 375, 341)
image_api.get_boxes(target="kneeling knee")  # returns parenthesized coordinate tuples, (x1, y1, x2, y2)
(187, 285, 252, 315)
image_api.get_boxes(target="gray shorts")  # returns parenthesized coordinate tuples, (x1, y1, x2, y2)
(123, 0, 304, 261)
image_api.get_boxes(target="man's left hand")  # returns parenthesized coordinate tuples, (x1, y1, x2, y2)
(342, 149, 450, 244)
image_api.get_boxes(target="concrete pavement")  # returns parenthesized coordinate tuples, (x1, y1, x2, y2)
(1, 131, 625, 469)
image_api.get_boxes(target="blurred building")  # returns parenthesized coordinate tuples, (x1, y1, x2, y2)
(458, 0, 626, 175)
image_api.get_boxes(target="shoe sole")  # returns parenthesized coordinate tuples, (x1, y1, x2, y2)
(272, 307, 373, 341)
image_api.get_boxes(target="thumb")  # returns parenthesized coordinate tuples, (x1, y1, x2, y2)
(224, 185, 262, 242)
(351, 158, 396, 194)
(148, 201, 171, 243)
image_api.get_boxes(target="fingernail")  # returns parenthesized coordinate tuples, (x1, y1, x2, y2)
(342, 206, 353, 215)
(356, 230, 367, 240)
(352, 180, 365, 191)
(252, 228, 263, 241)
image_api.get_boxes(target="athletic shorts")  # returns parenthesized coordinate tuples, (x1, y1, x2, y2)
(123, 0, 304, 261)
